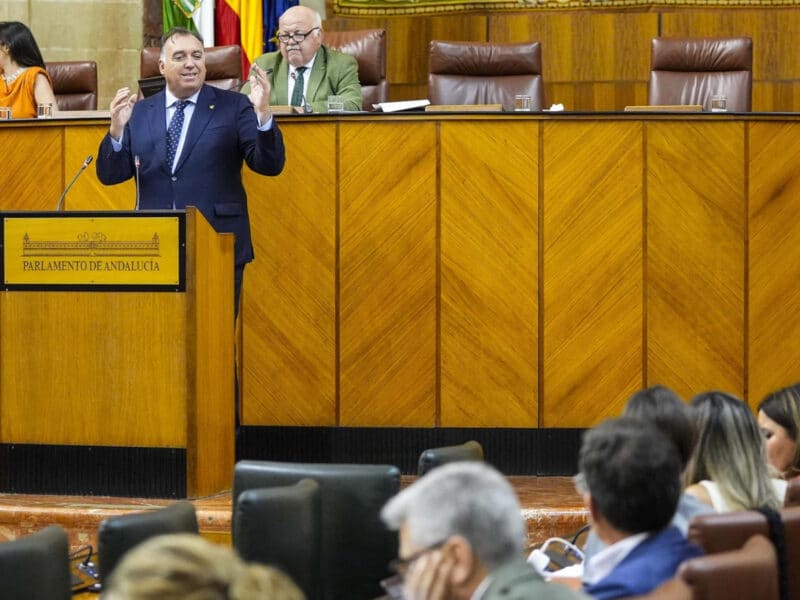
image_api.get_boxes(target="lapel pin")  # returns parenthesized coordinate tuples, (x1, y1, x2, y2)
(209, 104, 215, 110)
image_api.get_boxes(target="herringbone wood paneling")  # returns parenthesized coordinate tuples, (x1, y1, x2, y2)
(339, 121, 437, 426)
(542, 121, 643, 427)
(748, 121, 800, 403)
(65, 125, 134, 211)
(440, 120, 538, 428)
(0, 127, 62, 210)
(242, 122, 337, 425)
(647, 121, 745, 400)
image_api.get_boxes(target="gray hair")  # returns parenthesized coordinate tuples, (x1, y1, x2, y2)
(380, 462, 525, 571)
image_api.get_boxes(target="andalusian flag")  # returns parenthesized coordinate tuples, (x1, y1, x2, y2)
(163, 0, 215, 45)
(216, 0, 262, 75)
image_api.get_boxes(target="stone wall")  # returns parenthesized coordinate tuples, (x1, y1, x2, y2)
(1, 0, 144, 109)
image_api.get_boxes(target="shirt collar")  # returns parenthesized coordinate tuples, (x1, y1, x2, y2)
(290, 50, 318, 77)
(470, 575, 492, 600)
(583, 531, 649, 585)
(165, 87, 202, 108)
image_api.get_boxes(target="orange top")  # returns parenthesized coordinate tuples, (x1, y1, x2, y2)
(0, 66, 52, 119)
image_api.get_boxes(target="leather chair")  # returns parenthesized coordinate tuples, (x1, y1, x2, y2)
(428, 40, 544, 111)
(140, 44, 243, 91)
(648, 37, 753, 112)
(233, 460, 401, 600)
(233, 478, 321, 599)
(688, 507, 800, 598)
(785, 477, 800, 507)
(323, 29, 388, 109)
(641, 535, 778, 600)
(417, 440, 484, 476)
(0, 526, 71, 600)
(45, 61, 98, 110)
(97, 501, 198, 584)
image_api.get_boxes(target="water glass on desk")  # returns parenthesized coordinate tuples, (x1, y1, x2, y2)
(327, 95, 344, 113)
(711, 94, 727, 112)
(37, 103, 53, 119)
(515, 94, 532, 112)
(0, 107, 11, 120)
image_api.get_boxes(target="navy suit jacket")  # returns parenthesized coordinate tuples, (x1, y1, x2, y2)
(96, 84, 285, 267)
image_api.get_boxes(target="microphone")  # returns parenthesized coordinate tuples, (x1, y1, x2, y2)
(301, 94, 313, 114)
(56, 155, 93, 211)
(134, 155, 141, 210)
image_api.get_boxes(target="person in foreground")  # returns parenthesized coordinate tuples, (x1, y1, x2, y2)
(380, 461, 588, 600)
(96, 27, 285, 314)
(240, 6, 362, 112)
(102, 533, 304, 600)
(0, 21, 57, 118)
(578, 417, 703, 599)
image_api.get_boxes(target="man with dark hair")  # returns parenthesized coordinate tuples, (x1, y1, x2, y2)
(577, 417, 703, 599)
(97, 27, 284, 316)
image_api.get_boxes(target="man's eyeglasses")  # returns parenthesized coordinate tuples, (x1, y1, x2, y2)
(388, 540, 447, 576)
(277, 27, 320, 43)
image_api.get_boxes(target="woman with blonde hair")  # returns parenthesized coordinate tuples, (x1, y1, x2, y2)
(102, 533, 304, 600)
(685, 391, 786, 512)
(758, 384, 800, 480)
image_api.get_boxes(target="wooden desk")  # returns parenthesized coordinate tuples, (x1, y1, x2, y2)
(1, 112, 797, 430)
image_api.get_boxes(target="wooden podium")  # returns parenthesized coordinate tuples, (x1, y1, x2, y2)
(0, 207, 234, 498)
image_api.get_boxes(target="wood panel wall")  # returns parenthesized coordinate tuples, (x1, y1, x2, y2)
(2, 116, 800, 431)
(325, 7, 800, 112)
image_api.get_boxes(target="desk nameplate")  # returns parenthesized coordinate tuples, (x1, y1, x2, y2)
(0, 212, 185, 291)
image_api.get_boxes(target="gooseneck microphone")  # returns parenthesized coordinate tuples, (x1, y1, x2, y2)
(134, 155, 141, 210)
(56, 155, 93, 211)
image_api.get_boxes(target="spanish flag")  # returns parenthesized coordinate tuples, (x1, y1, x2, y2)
(216, 0, 262, 76)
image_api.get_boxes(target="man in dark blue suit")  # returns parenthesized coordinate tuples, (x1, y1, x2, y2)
(96, 27, 285, 315)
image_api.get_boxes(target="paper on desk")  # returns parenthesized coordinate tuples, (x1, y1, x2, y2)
(372, 99, 431, 112)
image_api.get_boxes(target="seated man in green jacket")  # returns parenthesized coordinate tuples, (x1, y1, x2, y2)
(241, 5, 362, 113)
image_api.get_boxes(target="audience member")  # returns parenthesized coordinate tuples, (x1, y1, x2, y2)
(578, 417, 703, 599)
(380, 461, 586, 600)
(684, 390, 786, 511)
(0, 21, 57, 118)
(758, 384, 800, 479)
(580, 385, 712, 565)
(102, 533, 304, 600)
(241, 6, 362, 112)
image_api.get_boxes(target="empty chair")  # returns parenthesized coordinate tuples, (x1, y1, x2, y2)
(323, 29, 388, 109)
(0, 525, 71, 600)
(234, 460, 401, 600)
(428, 40, 544, 111)
(417, 440, 484, 476)
(648, 37, 753, 112)
(688, 506, 800, 599)
(639, 534, 778, 600)
(140, 44, 243, 91)
(233, 478, 321, 599)
(680, 534, 779, 600)
(45, 61, 98, 110)
(97, 501, 198, 585)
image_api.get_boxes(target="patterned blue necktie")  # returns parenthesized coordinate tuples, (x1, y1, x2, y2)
(166, 100, 187, 171)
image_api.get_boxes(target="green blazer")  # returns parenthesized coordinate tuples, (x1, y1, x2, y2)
(243, 46, 362, 113)
(482, 560, 589, 600)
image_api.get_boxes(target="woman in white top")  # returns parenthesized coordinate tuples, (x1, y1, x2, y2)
(685, 391, 786, 512)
